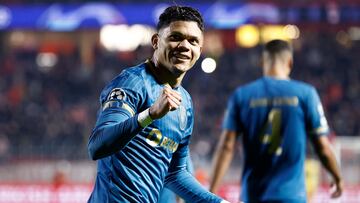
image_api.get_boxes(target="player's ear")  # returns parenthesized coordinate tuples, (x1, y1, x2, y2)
(288, 56, 293, 70)
(151, 33, 159, 50)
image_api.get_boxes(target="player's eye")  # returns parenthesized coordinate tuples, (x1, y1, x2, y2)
(188, 38, 199, 45)
(169, 34, 183, 41)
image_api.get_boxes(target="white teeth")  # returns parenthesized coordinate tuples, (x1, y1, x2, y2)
(174, 54, 189, 59)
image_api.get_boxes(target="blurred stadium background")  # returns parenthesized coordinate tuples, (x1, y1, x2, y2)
(0, 0, 359, 202)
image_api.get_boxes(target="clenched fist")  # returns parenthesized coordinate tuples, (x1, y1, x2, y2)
(149, 84, 182, 119)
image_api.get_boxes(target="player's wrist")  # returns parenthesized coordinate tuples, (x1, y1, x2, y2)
(138, 108, 154, 128)
(335, 177, 343, 185)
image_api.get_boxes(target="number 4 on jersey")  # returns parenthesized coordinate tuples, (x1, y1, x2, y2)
(260, 108, 283, 156)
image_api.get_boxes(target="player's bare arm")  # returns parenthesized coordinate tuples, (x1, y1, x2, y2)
(210, 130, 237, 193)
(310, 135, 343, 198)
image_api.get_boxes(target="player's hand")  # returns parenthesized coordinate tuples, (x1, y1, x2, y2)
(330, 179, 343, 198)
(149, 84, 181, 119)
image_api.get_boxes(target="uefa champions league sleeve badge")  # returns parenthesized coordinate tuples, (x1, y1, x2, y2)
(102, 88, 134, 114)
(107, 88, 127, 101)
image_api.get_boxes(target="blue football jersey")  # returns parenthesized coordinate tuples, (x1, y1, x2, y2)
(88, 62, 222, 203)
(158, 156, 194, 203)
(223, 76, 329, 202)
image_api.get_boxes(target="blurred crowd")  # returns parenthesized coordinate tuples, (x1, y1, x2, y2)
(0, 0, 352, 5)
(0, 30, 359, 163)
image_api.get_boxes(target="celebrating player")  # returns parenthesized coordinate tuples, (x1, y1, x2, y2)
(87, 5, 229, 203)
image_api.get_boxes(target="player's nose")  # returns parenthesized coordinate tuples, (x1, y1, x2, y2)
(177, 39, 191, 50)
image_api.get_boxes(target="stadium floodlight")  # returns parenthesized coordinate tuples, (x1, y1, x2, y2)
(284, 24, 300, 39)
(235, 24, 260, 48)
(201, 57, 217, 73)
(349, 27, 360, 41)
(36, 53, 58, 72)
(100, 24, 155, 52)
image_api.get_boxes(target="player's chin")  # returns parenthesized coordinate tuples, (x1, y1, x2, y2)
(171, 63, 192, 74)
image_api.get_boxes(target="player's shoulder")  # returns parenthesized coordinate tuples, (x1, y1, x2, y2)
(99, 63, 147, 102)
(113, 63, 147, 85)
(233, 78, 264, 94)
(288, 78, 314, 89)
(287, 78, 318, 97)
(228, 80, 259, 103)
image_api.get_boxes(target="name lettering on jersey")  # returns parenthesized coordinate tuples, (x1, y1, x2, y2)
(146, 128, 179, 152)
(250, 97, 299, 108)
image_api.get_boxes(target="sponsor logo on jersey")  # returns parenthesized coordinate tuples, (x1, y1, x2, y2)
(145, 128, 179, 153)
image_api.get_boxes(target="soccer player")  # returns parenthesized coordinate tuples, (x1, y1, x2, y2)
(87, 6, 229, 203)
(209, 39, 343, 203)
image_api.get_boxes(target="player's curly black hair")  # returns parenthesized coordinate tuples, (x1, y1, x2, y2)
(157, 6, 204, 32)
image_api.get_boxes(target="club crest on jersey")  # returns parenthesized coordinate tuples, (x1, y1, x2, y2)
(179, 105, 187, 131)
(107, 88, 126, 101)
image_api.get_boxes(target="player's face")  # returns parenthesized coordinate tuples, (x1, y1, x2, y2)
(152, 21, 203, 76)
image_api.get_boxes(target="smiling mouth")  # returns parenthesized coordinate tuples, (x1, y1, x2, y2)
(172, 53, 190, 60)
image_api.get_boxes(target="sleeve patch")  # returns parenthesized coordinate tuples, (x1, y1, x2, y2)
(102, 88, 135, 116)
(107, 88, 126, 102)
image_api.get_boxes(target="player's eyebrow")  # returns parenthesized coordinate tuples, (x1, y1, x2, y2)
(170, 31, 201, 42)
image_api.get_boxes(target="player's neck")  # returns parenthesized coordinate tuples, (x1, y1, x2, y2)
(264, 66, 290, 79)
(147, 59, 183, 88)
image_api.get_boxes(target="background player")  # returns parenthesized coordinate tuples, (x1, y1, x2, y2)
(87, 5, 229, 203)
(209, 39, 343, 203)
